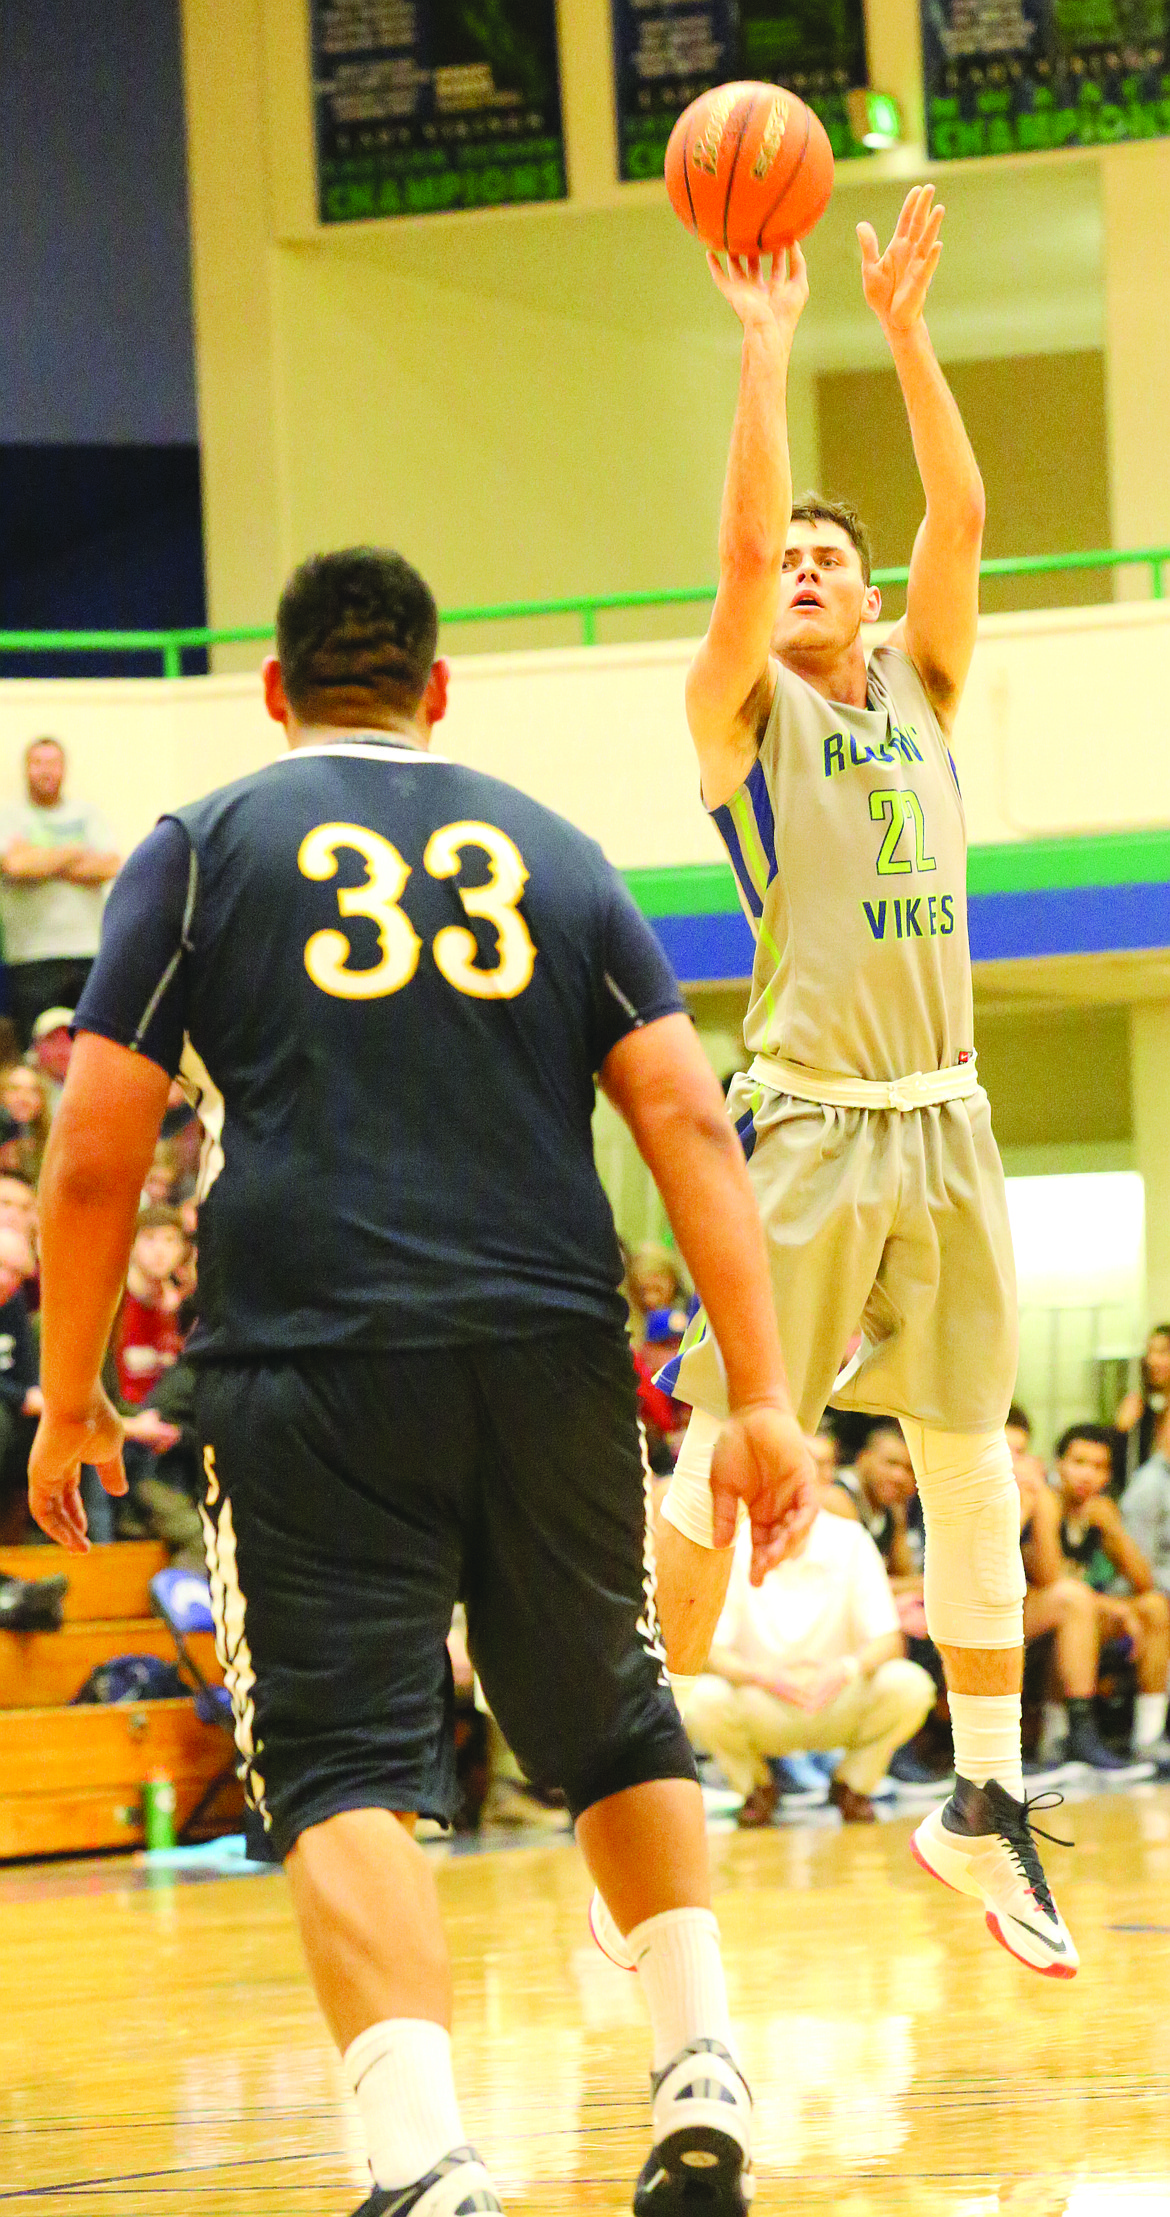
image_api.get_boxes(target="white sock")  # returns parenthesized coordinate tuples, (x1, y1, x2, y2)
(344, 2019, 466, 2190)
(627, 1906, 734, 2073)
(949, 1691, 1023, 1803)
(1133, 1690, 1169, 1750)
(1039, 1699, 1068, 1759)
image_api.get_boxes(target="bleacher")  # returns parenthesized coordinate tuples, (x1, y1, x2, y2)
(0, 1541, 241, 1858)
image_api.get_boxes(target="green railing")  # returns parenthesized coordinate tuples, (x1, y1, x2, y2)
(1, 545, 1166, 677)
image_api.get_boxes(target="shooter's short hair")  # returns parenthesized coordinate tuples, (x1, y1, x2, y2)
(789, 493, 874, 585)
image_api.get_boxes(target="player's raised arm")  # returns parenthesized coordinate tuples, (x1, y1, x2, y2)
(686, 247, 809, 809)
(858, 186, 985, 731)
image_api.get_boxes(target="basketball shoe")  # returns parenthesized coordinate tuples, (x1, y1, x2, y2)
(633, 2039, 754, 2214)
(911, 1777, 1078, 1978)
(351, 2147, 502, 2216)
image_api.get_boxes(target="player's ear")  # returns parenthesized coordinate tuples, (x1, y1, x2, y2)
(262, 657, 292, 728)
(423, 659, 450, 729)
(864, 583, 882, 625)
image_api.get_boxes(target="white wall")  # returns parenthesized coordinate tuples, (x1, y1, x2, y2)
(6, 597, 1170, 863)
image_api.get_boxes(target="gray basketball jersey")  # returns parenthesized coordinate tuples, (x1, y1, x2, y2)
(710, 644, 973, 1080)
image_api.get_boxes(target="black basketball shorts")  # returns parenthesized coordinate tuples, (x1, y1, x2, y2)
(193, 1324, 695, 1858)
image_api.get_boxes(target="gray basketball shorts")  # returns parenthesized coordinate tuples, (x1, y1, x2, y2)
(666, 1075, 1018, 1436)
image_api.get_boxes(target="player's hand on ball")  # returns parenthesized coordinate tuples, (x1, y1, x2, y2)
(28, 1387, 128, 1555)
(706, 243, 809, 339)
(709, 1403, 817, 1584)
(858, 183, 944, 335)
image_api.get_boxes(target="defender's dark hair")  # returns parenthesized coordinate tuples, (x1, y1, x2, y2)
(276, 548, 439, 720)
(790, 493, 874, 585)
(1055, 1421, 1114, 1458)
(1006, 1402, 1032, 1437)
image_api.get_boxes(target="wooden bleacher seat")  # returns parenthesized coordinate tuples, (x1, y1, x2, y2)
(0, 1541, 242, 1858)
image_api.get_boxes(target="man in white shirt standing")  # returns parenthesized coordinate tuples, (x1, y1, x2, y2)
(681, 1507, 935, 1825)
(0, 738, 120, 1047)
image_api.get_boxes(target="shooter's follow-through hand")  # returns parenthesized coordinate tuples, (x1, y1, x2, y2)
(858, 183, 945, 337)
(706, 243, 809, 341)
(709, 1402, 818, 1585)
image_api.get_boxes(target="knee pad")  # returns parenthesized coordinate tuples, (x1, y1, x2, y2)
(901, 1421, 1025, 1651)
(661, 1408, 737, 1549)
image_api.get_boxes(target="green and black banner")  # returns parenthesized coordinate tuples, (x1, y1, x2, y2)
(310, 0, 567, 222)
(923, 0, 1170, 158)
(611, 0, 872, 182)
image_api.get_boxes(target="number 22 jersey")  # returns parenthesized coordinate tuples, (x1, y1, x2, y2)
(75, 735, 685, 1359)
(713, 644, 974, 1082)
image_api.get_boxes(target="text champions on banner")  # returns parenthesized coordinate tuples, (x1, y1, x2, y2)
(310, 0, 567, 222)
(611, 0, 872, 182)
(922, 0, 1170, 159)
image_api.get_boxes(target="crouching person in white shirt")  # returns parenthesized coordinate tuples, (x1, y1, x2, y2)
(680, 1507, 935, 1826)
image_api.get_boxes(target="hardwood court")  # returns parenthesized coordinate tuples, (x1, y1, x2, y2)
(1, 1789, 1168, 2215)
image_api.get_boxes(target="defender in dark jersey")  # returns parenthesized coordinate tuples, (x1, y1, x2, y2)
(29, 550, 814, 2217)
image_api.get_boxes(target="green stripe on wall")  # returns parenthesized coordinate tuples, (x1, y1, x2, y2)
(624, 829, 1170, 918)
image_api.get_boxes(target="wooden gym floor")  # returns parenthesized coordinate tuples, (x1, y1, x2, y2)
(1, 1787, 1168, 2215)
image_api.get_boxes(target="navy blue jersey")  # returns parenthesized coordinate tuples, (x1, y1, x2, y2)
(76, 735, 685, 1359)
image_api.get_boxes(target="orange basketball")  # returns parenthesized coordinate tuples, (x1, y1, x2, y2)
(664, 81, 834, 256)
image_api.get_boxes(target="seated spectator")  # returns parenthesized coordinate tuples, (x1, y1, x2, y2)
(0, 1173, 39, 1313)
(1020, 1422, 1170, 1773)
(1120, 1423, 1170, 1598)
(806, 1426, 838, 1483)
(0, 1062, 52, 1182)
(26, 1004, 74, 1111)
(113, 1207, 190, 1406)
(141, 1139, 181, 1208)
(1116, 1324, 1170, 1486)
(0, 1225, 42, 1543)
(825, 1420, 954, 1789)
(625, 1242, 690, 1343)
(824, 1420, 924, 1585)
(678, 1502, 935, 1826)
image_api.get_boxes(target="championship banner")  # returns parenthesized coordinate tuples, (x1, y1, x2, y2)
(612, 0, 872, 181)
(310, 0, 567, 222)
(923, 0, 1170, 158)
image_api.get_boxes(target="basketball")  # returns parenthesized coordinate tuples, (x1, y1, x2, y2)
(664, 81, 834, 256)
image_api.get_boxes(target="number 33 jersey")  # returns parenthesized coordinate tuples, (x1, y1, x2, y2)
(75, 736, 685, 1358)
(714, 645, 974, 1081)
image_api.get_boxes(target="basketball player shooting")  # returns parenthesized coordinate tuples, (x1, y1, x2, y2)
(650, 186, 1077, 1977)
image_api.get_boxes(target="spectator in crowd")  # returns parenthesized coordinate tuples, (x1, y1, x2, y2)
(625, 1242, 690, 1341)
(1115, 1324, 1170, 1484)
(1120, 1422, 1170, 1597)
(0, 1224, 42, 1543)
(806, 1426, 838, 1482)
(824, 1420, 954, 1792)
(825, 1419, 924, 1584)
(0, 1173, 39, 1315)
(113, 1207, 190, 1407)
(1005, 1401, 1045, 1487)
(1016, 1450, 1155, 1778)
(1030, 1422, 1170, 1770)
(141, 1140, 182, 1208)
(26, 1005, 75, 1111)
(0, 1062, 53, 1182)
(679, 1498, 935, 1826)
(0, 739, 120, 1046)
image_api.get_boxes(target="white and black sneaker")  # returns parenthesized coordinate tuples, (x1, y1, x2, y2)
(912, 1776, 1078, 1979)
(352, 2147, 502, 2217)
(633, 2039, 754, 2214)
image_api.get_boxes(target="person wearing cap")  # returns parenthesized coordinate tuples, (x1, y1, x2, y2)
(26, 1007, 76, 1116)
(0, 738, 120, 1047)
